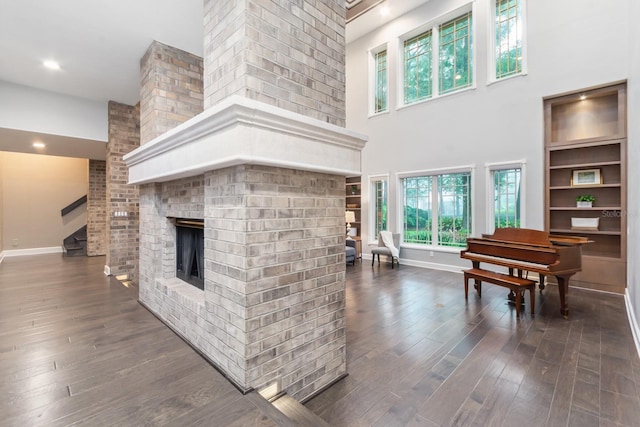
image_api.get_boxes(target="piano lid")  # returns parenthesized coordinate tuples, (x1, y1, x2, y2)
(479, 228, 589, 247)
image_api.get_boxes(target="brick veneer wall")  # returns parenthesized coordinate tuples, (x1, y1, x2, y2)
(87, 159, 106, 256)
(106, 102, 140, 279)
(138, 165, 346, 400)
(140, 41, 203, 144)
(203, 0, 346, 126)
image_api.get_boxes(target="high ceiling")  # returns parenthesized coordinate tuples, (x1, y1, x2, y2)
(0, 0, 427, 159)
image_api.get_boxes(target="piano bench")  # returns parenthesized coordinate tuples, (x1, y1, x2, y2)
(463, 268, 535, 317)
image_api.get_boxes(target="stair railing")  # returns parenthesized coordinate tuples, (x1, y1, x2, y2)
(61, 195, 87, 217)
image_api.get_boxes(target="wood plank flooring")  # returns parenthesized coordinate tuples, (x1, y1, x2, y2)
(305, 263, 640, 427)
(0, 255, 276, 426)
(1, 254, 639, 426)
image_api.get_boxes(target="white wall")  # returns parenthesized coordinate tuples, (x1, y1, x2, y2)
(0, 81, 108, 141)
(627, 0, 640, 347)
(346, 0, 630, 269)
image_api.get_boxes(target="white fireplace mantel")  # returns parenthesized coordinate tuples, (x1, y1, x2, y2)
(124, 95, 368, 184)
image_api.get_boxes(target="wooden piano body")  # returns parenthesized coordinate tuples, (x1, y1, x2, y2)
(460, 228, 588, 318)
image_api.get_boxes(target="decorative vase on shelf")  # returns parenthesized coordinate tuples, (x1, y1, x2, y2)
(576, 201, 592, 208)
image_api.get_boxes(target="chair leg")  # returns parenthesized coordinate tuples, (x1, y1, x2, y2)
(371, 255, 375, 266)
(391, 256, 394, 269)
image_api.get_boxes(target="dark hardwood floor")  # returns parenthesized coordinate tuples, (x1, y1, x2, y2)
(1, 254, 639, 426)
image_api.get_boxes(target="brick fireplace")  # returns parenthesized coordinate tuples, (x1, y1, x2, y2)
(125, 96, 366, 400)
(124, 0, 366, 401)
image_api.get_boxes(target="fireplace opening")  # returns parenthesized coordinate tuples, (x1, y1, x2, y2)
(175, 218, 204, 290)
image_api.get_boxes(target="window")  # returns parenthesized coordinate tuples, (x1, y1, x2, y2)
(439, 12, 472, 94)
(404, 32, 432, 103)
(374, 50, 388, 113)
(493, 168, 521, 229)
(370, 45, 388, 114)
(402, 171, 471, 248)
(401, 6, 474, 106)
(370, 176, 388, 238)
(494, 0, 524, 79)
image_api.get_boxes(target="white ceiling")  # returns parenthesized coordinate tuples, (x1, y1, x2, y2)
(0, 0, 427, 159)
(0, 0, 205, 106)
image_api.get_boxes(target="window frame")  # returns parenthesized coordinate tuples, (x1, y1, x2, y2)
(369, 174, 389, 243)
(368, 43, 389, 116)
(397, 165, 475, 252)
(485, 160, 526, 233)
(397, 2, 476, 109)
(488, 0, 528, 84)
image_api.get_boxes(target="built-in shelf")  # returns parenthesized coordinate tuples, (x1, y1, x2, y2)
(345, 176, 361, 238)
(549, 206, 621, 211)
(544, 82, 627, 293)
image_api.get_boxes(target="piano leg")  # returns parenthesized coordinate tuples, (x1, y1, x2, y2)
(556, 274, 572, 319)
(539, 274, 546, 292)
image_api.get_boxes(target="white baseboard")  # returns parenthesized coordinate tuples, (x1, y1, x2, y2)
(1, 246, 63, 258)
(625, 290, 640, 360)
(362, 253, 464, 274)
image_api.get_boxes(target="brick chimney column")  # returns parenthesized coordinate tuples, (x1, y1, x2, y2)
(203, 0, 346, 126)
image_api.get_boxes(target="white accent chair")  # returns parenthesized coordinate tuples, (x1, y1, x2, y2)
(371, 232, 400, 268)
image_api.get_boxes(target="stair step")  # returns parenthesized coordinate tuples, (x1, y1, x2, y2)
(272, 395, 331, 427)
(244, 391, 329, 427)
(74, 236, 87, 242)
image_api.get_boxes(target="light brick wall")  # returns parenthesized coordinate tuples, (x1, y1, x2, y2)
(205, 165, 346, 399)
(203, 0, 347, 126)
(140, 41, 204, 144)
(139, 166, 346, 400)
(106, 102, 140, 279)
(139, 176, 207, 345)
(87, 159, 106, 256)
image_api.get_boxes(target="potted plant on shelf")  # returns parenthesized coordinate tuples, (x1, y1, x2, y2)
(576, 194, 595, 208)
(350, 185, 358, 195)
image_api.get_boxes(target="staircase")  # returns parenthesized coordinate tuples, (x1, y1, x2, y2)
(63, 225, 87, 257)
(61, 195, 88, 257)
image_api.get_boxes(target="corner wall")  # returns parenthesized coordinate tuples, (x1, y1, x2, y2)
(0, 152, 87, 251)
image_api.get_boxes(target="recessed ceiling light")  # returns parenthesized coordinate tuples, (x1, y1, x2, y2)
(33, 142, 46, 148)
(43, 60, 61, 70)
(580, 94, 587, 101)
(380, 5, 390, 16)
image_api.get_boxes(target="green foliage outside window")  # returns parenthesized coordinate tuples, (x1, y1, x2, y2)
(439, 13, 472, 94)
(494, 168, 521, 229)
(374, 50, 387, 113)
(373, 180, 388, 237)
(495, 0, 522, 79)
(403, 173, 471, 248)
(404, 31, 432, 104)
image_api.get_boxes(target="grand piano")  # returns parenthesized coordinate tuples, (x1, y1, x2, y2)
(460, 228, 589, 318)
